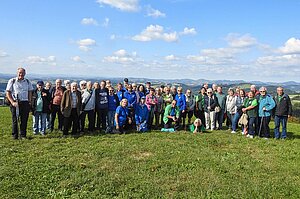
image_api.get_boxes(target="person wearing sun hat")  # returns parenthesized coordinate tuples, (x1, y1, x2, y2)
(31, 80, 51, 135)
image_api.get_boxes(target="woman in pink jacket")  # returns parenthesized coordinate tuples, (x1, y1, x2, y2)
(146, 88, 158, 130)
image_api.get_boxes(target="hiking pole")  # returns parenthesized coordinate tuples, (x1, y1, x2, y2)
(258, 109, 265, 137)
(15, 94, 20, 136)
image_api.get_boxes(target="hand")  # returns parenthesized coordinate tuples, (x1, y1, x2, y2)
(182, 110, 185, 113)
(12, 102, 18, 107)
(116, 124, 119, 130)
(242, 108, 246, 113)
(42, 92, 47, 97)
(208, 107, 211, 111)
(288, 115, 291, 118)
(263, 107, 267, 111)
(128, 118, 132, 124)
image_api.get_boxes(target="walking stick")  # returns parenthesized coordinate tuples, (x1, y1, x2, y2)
(258, 110, 265, 137)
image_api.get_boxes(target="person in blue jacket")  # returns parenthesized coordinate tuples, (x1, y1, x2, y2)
(107, 87, 119, 133)
(258, 87, 275, 138)
(135, 96, 149, 132)
(124, 84, 137, 128)
(174, 86, 186, 129)
(115, 99, 131, 134)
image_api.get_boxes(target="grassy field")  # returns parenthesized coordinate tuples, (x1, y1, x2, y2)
(0, 106, 300, 198)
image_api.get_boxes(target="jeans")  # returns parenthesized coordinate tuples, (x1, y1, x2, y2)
(274, 115, 288, 139)
(107, 110, 116, 132)
(33, 112, 47, 134)
(226, 112, 235, 129)
(46, 113, 51, 129)
(232, 112, 241, 131)
(10, 101, 30, 138)
(248, 117, 256, 136)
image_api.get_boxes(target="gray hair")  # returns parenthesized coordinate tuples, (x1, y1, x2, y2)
(71, 82, 77, 87)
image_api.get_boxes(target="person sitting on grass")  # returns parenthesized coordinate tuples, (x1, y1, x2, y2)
(115, 99, 132, 134)
(162, 100, 180, 130)
(135, 96, 149, 132)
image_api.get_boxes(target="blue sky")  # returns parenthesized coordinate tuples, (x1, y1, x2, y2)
(0, 0, 300, 82)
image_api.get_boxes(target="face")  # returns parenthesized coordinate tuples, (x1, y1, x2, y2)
(87, 82, 92, 90)
(165, 87, 170, 94)
(171, 100, 176, 107)
(17, 69, 26, 80)
(217, 87, 222, 93)
(37, 84, 43, 90)
(80, 83, 87, 90)
(139, 85, 144, 92)
(150, 90, 154, 95)
(71, 84, 77, 92)
(100, 82, 106, 89)
(250, 86, 256, 92)
(277, 88, 283, 96)
(55, 80, 62, 88)
(93, 82, 100, 89)
(212, 84, 217, 90)
(260, 90, 266, 96)
(128, 86, 132, 92)
(207, 90, 213, 96)
(66, 83, 71, 90)
(109, 88, 114, 95)
(228, 90, 234, 96)
(132, 84, 137, 91)
(248, 92, 254, 98)
(140, 98, 145, 104)
(117, 84, 122, 90)
(186, 90, 191, 96)
(121, 99, 128, 107)
(239, 90, 245, 97)
(201, 88, 206, 94)
(45, 82, 51, 89)
(156, 88, 161, 95)
(172, 87, 176, 93)
(177, 89, 182, 94)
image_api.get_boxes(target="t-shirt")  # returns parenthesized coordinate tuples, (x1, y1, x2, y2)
(6, 78, 33, 101)
(52, 87, 64, 105)
(36, 91, 43, 112)
(244, 98, 258, 118)
(115, 106, 128, 126)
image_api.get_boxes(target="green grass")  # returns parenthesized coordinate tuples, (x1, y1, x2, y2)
(0, 106, 300, 198)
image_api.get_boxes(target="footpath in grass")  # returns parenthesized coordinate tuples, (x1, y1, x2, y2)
(0, 106, 300, 198)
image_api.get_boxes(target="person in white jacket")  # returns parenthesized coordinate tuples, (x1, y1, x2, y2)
(225, 88, 236, 132)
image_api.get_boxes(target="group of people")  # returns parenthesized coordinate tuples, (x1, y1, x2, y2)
(6, 67, 293, 140)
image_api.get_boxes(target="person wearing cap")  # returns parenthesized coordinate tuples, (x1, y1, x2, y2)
(123, 78, 129, 90)
(273, 86, 293, 139)
(6, 67, 34, 139)
(135, 96, 149, 132)
(31, 80, 51, 135)
(258, 87, 275, 139)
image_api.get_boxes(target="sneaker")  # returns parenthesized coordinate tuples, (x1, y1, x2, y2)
(247, 134, 254, 139)
(264, 137, 269, 140)
(231, 131, 236, 134)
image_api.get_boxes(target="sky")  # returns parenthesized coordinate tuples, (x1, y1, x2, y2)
(0, 0, 300, 82)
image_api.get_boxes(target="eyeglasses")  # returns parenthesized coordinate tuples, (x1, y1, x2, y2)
(260, 91, 266, 93)
(109, 90, 114, 92)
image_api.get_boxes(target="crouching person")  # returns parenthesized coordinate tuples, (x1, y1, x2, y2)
(190, 118, 205, 134)
(115, 99, 132, 134)
(162, 100, 180, 131)
(32, 80, 51, 135)
(135, 96, 149, 132)
(61, 82, 82, 136)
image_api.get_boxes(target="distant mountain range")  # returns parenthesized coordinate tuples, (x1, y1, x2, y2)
(0, 73, 299, 94)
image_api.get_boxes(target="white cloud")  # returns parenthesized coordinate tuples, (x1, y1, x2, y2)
(132, 25, 178, 42)
(146, 6, 166, 18)
(226, 33, 257, 48)
(71, 56, 84, 63)
(24, 56, 56, 65)
(81, 18, 99, 26)
(96, 0, 139, 12)
(102, 17, 110, 27)
(103, 49, 138, 63)
(256, 54, 300, 66)
(278, 37, 300, 54)
(180, 27, 197, 35)
(165, 54, 179, 61)
(0, 51, 8, 57)
(77, 38, 96, 51)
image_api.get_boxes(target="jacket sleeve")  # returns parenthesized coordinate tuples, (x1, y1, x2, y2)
(266, 96, 276, 111)
(182, 95, 186, 110)
(287, 95, 293, 116)
(135, 106, 140, 124)
(60, 91, 66, 113)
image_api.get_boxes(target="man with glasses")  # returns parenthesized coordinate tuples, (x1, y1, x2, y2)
(258, 87, 275, 139)
(273, 86, 292, 139)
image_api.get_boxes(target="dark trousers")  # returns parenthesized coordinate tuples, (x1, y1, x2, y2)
(182, 110, 193, 124)
(248, 117, 256, 136)
(148, 107, 155, 130)
(215, 109, 225, 129)
(10, 101, 30, 138)
(80, 110, 95, 132)
(51, 104, 64, 131)
(63, 108, 79, 135)
(258, 116, 271, 138)
(164, 118, 179, 130)
(194, 110, 205, 127)
(96, 109, 108, 130)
